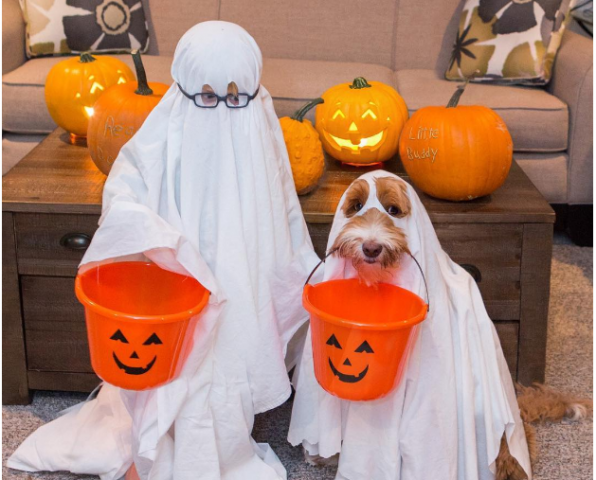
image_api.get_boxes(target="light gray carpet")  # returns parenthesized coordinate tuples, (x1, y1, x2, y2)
(3, 237, 592, 480)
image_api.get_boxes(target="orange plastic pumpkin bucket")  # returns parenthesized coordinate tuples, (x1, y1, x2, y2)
(75, 262, 209, 391)
(303, 255, 428, 401)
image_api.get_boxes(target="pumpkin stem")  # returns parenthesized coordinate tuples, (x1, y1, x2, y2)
(447, 79, 469, 108)
(132, 50, 153, 96)
(79, 52, 96, 63)
(349, 77, 372, 89)
(291, 98, 324, 122)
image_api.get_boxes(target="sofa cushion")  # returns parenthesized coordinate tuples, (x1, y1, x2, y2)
(396, 70, 568, 153)
(22, 0, 150, 57)
(2, 55, 395, 133)
(2, 132, 44, 175)
(444, 0, 571, 85)
(219, 0, 396, 68)
(516, 153, 568, 204)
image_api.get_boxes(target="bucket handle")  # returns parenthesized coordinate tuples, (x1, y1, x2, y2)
(304, 249, 430, 312)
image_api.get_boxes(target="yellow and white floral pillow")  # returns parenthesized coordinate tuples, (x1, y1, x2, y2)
(446, 0, 574, 85)
(20, 0, 149, 57)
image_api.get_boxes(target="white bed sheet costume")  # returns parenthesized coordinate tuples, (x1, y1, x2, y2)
(8, 21, 320, 480)
(288, 170, 532, 480)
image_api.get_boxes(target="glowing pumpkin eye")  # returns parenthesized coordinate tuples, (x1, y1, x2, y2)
(362, 109, 377, 120)
(332, 109, 346, 120)
(90, 81, 104, 94)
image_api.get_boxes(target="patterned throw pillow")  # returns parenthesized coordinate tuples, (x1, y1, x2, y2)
(446, 0, 574, 85)
(21, 0, 150, 58)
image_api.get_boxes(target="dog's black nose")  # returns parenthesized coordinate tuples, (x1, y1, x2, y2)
(362, 241, 383, 258)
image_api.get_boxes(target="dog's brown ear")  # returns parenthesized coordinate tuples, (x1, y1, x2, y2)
(342, 179, 370, 218)
(375, 176, 411, 218)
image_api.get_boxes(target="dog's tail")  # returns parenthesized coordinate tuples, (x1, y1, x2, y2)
(516, 383, 593, 424)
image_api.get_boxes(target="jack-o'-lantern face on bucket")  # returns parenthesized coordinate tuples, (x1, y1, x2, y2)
(326, 333, 374, 383)
(110, 328, 163, 375)
(315, 77, 409, 166)
(304, 278, 427, 401)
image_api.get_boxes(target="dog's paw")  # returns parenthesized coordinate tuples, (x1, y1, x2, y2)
(495, 434, 528, 480)
(303, 447, 339, 467)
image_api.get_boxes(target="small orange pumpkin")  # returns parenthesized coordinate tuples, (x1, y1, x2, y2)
(315, 77, 408, 166)
(87, 51, 169, 175)
(45, 53, 135, 140)
(399, 82, 513, 201)
(279, 98, 326, 195)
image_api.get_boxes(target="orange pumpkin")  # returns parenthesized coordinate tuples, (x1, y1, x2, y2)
(399, 82, 513, 201)
(279, 98, 326, 195)
(87, 51, 169, 175)
(45, 53, 135, 140)
(315, 77, 408, 166)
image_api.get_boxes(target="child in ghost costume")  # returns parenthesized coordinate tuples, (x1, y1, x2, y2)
(288, 171, 532, 480)
(9, 21, 319, 480)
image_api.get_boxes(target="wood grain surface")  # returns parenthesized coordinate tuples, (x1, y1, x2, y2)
(495, 322, 520, 378)
(3, 129, 555, 225)
(518, 223, 553, 384)
(2, 213, 31, 404)
(22, 276, 93, 373)
(15, 213, 100, 277)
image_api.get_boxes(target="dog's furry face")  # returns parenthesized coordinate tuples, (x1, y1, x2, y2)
(332, 176, 411, 285)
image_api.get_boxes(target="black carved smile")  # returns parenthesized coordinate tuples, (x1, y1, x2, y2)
(328, 358, 369, 383)
(112, 352, 157, 375)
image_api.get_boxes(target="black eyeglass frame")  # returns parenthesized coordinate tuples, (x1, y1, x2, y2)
(177, 83, 260, 109)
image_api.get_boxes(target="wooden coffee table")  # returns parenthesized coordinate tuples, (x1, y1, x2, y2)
(3, 129, 555, 405)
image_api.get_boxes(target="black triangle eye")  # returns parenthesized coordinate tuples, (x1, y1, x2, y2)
(326, 334, 342, 349)
(143, 333, 163, 345)
(110, 329, 128, 343)
(355, 340, 374, 354)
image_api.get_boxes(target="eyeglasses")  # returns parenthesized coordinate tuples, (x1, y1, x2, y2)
(177, 83, 260, 108)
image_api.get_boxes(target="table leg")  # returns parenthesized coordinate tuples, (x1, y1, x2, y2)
(518, 223, 553, 385)
(3, 212, 31, 404)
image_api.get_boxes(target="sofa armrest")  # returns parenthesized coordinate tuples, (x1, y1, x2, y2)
(548, 30, 593, 204)
(2, 0, 26, 75)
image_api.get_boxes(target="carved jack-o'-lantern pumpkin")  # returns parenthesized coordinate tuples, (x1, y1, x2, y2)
(44, 52, 135, 141)
(315, 77, 409, 166)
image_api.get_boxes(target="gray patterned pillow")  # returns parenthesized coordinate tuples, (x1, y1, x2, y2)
(445, 0, 574, 85)
(21, 0, 149, 57)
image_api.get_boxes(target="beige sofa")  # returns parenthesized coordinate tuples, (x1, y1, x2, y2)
(3, 0, 593, 209)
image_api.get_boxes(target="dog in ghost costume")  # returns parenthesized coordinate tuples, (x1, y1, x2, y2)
(8, 22, 319, 480)
(288, 171, 533, 480)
